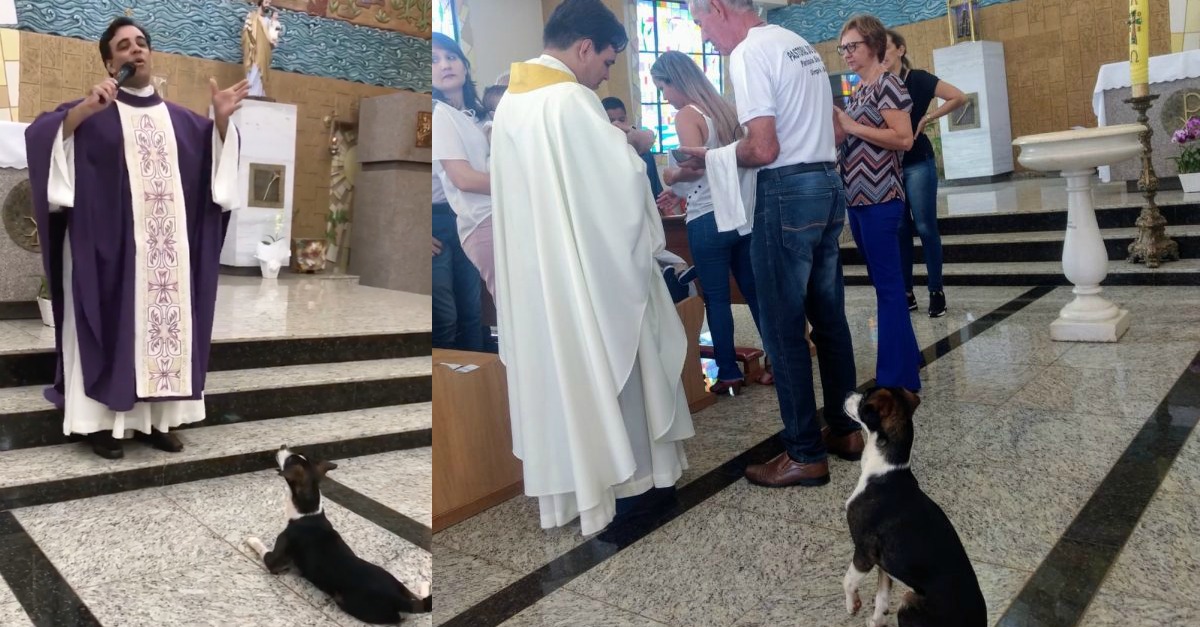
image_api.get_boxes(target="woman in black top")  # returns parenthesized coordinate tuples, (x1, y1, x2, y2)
(885, 30, 966, 318)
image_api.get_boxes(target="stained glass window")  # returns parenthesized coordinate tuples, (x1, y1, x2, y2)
(637, 0, 722, 153)
(434, 0, 459, 40)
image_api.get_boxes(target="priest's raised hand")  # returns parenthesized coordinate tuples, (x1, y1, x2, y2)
(210, 77, 250, 139)
(62, 78, 119, 137)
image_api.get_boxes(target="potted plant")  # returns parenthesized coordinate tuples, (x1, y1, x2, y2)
(37, 277, 53, 327)
(1170, 115, 1200, 193)
(254, 212, 290, 279)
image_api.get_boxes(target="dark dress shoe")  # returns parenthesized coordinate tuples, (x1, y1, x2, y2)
(87, 432, 124, 460)
(134, 429, 184, 453)
(822, 427, 865, 462)
(745, 452, 829, 487)
(710, 379, 744, 396)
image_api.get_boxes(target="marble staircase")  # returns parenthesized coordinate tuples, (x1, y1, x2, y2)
(0, 275, 432, 511)
(840, 196, 1200, 286)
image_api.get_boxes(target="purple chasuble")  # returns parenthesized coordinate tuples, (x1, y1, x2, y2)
(25, 90, 233, 412)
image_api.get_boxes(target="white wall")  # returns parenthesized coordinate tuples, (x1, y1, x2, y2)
(466, 0, 545, 87)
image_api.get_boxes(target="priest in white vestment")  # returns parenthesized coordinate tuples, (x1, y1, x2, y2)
(490, 0, 694, 536)
(26, 17, 245, 459)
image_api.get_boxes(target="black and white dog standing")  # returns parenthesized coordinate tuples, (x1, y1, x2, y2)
(842, 388, 986, 627)
(245, 446, 432, 625)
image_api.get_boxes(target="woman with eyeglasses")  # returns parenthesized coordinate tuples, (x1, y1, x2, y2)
(885, 29, 966, 318)
(833, 14, 921, 393)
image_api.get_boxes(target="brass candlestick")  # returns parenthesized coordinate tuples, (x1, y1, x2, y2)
(1124, 94, 1179, 268)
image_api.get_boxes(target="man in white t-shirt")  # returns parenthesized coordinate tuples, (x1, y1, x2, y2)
(687, 0, 862, 487)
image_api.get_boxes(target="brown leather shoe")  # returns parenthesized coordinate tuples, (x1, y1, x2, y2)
(745, 452, 830, 487)
(822, 427, 864, 462)
(134, 429, 184, 453)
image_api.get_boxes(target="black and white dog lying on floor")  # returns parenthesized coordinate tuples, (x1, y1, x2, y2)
(842, 388, 986, 627)
(245, 446, 432, 625)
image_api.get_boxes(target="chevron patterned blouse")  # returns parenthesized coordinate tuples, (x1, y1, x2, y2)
(838, 72, 913, 207)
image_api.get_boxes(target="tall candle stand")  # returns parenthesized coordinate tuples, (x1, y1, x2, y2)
(1124, 94, 1179, 268)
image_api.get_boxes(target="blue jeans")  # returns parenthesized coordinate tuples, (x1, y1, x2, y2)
(898, 157, 944, 292)
(686, 211, 762, 382)
(753, 164, 859, 464)
(847, 198, 922, 391)
(432, 209, 483, 351)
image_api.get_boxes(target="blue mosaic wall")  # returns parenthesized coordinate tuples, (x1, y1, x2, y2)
(768, 0, 1019, 45)
(15, 0, 430, 92)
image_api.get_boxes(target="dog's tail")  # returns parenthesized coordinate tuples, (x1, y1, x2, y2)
(397, 581, 432, 614)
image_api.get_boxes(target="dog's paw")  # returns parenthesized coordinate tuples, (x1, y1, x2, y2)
(846, 591, 862, 615)
(868, 618, 888, 627)
(244, 537, 268, 558)
(417, 581, 431, 598)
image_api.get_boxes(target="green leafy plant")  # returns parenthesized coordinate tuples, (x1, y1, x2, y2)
(1170, 116, 1200, 175)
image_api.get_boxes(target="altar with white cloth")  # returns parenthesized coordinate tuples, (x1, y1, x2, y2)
(1093, 49, 1200, 183)
(0, 119, 44, 313)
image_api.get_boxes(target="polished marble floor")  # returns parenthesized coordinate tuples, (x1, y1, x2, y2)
(0, 274, 433, 355)
(938, 175, 1198, 217)
(0, 448, 432, 627)
(434, 285, 1200, 627)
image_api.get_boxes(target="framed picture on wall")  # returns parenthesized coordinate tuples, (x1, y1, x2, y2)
(416, 111, 432, 148)
(248, 163, 286, 209)
(947, 93, 981, 131)
(947, 0, 979, 45)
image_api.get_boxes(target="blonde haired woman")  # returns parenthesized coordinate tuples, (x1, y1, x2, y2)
(652, 51, 764, 395)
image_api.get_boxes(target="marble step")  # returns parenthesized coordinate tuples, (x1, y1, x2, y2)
(0, 330, 432, 390)
(934, 201, 1200, 236)
(0, 402, 432, 511)
(0, 357, 432, 451)
(843, 258, 1200, 286)
(841, 225, 1200, 265)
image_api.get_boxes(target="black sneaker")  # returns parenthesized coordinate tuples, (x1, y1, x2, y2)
(906, 292, 918, 312)
(929, 291, 947, 318)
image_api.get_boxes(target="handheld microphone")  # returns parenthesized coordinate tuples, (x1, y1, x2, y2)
(114, 62, 137, 87)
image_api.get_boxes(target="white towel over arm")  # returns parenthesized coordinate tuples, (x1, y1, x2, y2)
(704, 141, 756, 236)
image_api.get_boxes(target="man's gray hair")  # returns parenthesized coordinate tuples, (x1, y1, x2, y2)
(688, 0, 757, 15)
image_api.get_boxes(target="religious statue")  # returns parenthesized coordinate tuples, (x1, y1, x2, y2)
(242, 0, 283, 98)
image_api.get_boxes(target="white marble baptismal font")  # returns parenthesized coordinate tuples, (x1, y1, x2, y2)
(1011, 124, 1145, 342)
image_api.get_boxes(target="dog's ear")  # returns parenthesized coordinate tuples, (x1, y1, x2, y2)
(282, 464, 306, 484)
(858, 392, 886, 434)
(315, 460, 338, 477)
(895, 388, 921, 415)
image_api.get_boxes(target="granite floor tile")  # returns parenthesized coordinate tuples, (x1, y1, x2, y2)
(0, 403, 430, 490)
(918, 463, 1093, 572)
(331, 448, 432, 527)
(432, 543, 524, 626)
(1161, 426, 1200, 496)
(162, 470, 372, 553)
(13, 490, 240, 589)
(1099, 490, 1200, 607)
(678, 427, 772, 487)
(0, 603, 31, 627)
(954, 406, 1146, 483)
(501, 589, 670, 627)
(1079, 591, 1200, 626)
(1020, 286, 1150, 313)
(433, 496, 588, 574)
(917, 355, 1048, 405)
(74, 553, 342, 627)
(564, 502, 838, 627)
(1123, 322, 1200, 343)
(1007, 365, 1178, 419)
(1055, 341, 1200, 373)
(0, 568, 17, 605)
(730, 548, 1028, 627)
(950, 326, 1074, 367)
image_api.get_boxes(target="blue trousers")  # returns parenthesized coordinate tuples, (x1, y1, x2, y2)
(847, 198, 922, 391)
(753, 164, 859, 464)
(432, 210, 483, 351)
(898, 157, 944, 292)
(686, 212, 762, 382)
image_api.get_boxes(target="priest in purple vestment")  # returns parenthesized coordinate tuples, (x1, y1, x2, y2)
(25, 17, 248, 459)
